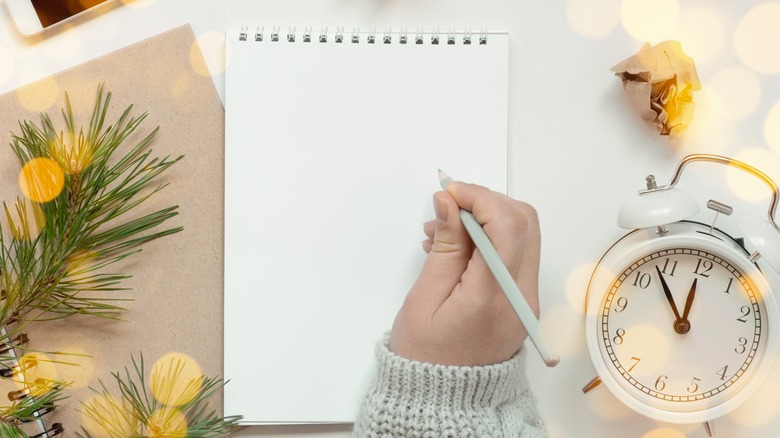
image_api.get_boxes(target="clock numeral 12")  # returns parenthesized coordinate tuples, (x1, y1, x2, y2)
(694, 258, 713, 277)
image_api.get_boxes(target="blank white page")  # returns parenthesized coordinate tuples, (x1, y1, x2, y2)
(224, 27, 508, 424)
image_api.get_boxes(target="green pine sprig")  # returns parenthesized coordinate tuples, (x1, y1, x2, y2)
(0, 84, 184, 434)
(76, 354, 242, 437)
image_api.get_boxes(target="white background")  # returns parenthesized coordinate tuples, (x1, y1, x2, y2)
(3, 0, 780, 437)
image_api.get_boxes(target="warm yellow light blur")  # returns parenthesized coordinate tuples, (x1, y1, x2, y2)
(621, 0, 680, 42)
(49, 133, 94, 174)
(672, 88, 733, 155)
(191, 31, 225, 77)
(622, 324, 670, 378)
(40, 25, 82, 61)
(641, 427, 687, 438)
(151, 352, 204, 407)
(726, 148, 780, 202)
(0, 46, 14, 87)
(566, 262, 598, 314)
(734, 3, 780, 74)
(81, 394, 138, 438)
(15, 353, 57, 392)
(18, 157, 65, 203)
(16, 75, 59, 112)
(121, 0, 156, 8)
(708, 66, 761, 121)
(729, 359, 780, 426)
(146, 408, 188, 437)
(586, 382, 633, 420)
(674, 6, 724, 64)
(764, 101, 780, 155)
(540, 304, 585, 360)
(566, 0, 619, 39)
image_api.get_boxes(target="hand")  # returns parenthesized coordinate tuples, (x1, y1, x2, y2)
(655, 266, 682, 323)
(388, 181, 541, 366)
(677, 278, 696, 334)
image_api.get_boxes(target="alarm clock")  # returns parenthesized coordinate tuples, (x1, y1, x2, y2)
(583, 154, 780, 435)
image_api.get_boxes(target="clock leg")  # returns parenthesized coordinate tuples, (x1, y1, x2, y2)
(582, 376, 602, 394)
(703, 421, 714, 437)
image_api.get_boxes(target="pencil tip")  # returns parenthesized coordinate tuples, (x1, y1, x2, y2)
(437, 169, 453, 190)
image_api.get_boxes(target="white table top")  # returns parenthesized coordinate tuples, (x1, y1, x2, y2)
(3, 0, 780, 437)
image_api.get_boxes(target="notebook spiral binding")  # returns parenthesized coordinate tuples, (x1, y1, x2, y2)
(0, 323, 63, 438)
(238, 26, 490, 45)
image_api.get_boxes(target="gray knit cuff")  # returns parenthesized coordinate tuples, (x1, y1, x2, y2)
(353, 334, 533, 437)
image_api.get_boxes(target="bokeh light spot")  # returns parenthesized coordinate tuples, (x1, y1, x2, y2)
(586, 380, 633, 420)
(641, 428, 686, 438)
(0, 46, 15, 87)
(16, 353, 58, 393)
(566, 262, 598, 313)
(708, 66, 761, 121)
(40, 25, 82, 61)
(621, 0, 680, 42)
(121, 0, 156, 8)
(621, 324, 670, 378)
(191, 31, 225, 77)
(81, 394, 138, 437)
(16, 75, 59, 112)
(764, 101, 780, 155)
(146, 408, 187, 436)
(726, 148, 780, 203)
(540, 304, 585, 360)
(19, 157, 65, 203)
(151, 352, 204, 407)
(734, 3, 780, 74)
(674, 7, 724, 64)
(566, 0, 619, 39)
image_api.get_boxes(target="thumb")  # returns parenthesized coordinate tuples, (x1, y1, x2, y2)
(413, 191, 472, 301)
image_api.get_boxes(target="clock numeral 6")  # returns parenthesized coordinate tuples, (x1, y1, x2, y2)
(613, 328, 626, 345)
(735, 337, 748, 354)
(655, 375, 667, 391)
(687, 377, 701, 393)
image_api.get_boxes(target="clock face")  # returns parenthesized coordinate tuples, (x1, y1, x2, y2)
(598, 246, 767, 413)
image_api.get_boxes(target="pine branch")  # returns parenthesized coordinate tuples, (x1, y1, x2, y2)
(1, 83, 183, 323)
(76, 354, 242, 437)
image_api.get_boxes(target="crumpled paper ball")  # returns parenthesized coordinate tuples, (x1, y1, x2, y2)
(611, 41, 701, 136)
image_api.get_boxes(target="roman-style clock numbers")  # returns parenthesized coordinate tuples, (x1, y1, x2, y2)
(583, 155, 780, 436)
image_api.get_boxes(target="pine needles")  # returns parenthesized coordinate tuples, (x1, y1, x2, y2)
(0, 84, 189, 434)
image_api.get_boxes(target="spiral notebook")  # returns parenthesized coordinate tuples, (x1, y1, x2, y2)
(224, 26, 509, 424)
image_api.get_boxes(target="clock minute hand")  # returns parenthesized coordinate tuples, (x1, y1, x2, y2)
(677, 278, 697, 334)
(655, 265, 682, 322)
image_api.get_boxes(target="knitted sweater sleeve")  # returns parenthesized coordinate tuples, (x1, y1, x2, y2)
(352, 335, 547, 437)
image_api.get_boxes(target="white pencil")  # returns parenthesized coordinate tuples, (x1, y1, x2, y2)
(439, 170, 559, 367)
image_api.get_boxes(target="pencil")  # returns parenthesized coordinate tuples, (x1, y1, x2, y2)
(438, 170, 560, 367)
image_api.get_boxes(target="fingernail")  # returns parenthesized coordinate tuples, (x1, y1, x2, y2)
(433, 193, 448, 225)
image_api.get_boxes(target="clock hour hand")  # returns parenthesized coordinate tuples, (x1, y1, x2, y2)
(677, 278, 697, 334)
(655, 266, 683, 324)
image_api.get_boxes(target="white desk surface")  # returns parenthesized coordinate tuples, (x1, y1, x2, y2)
(3, 0, 780, 437)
